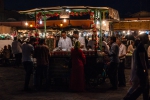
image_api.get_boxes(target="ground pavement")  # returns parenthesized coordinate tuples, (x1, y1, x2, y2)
(0, 66, 149, 100)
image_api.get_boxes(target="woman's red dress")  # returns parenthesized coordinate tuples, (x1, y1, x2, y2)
(70, 48, 86, 92)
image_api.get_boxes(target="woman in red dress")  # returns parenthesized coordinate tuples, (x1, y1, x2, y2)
(70, 41, 86, 92)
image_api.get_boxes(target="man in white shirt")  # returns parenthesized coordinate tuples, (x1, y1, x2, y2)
(12, 37, 22, 67)
(58, 31, 72, 51)
(73, 31, 86, 50)
(22, 37, 34, 91)
(116, 38, 126, 87)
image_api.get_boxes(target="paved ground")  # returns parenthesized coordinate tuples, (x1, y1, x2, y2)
(0, 66, 148, 100)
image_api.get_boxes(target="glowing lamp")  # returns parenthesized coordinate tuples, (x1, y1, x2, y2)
(25, 22, 28, 26)
(30, 24, 33, 27)
(60, 24, 63, 27)
(63, 19, 67, 23)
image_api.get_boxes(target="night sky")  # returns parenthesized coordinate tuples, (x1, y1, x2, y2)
(4, 0, 150, 17)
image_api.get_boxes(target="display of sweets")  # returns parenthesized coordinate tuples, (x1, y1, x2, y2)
(50, 51, 102, 57)
(50, 51, 71, 57)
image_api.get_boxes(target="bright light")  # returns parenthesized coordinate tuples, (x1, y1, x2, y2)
(102, 20, 106, 24)
(96, 21, 100, 24)
(39, 19, 42, 24)
(25, 22, 28, 26)
(127, 31, 130, 35)
(63, 19, 67, 23)
(123, 31, 126, 33)
(60, 24, 63, 27)
(97, 32, 99, 35)
(79, 32, 81, 36)
(140, 31, 145, 34)
(30, 24, 33, 27)
(66, 9, 71, 13)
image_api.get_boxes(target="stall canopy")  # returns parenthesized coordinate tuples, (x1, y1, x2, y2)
(113, 21, 150, 30)
(18, 6, 120, 21)
(18, 6, 119, 32)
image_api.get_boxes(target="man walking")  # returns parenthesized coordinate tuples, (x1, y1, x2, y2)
(124, 33, 149, 100)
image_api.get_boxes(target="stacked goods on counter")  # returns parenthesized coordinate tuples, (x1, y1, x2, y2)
(50, 51, 101, 57)
(50, 51, 71, 57)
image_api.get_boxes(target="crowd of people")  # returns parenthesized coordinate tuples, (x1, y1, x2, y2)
(55, 31, 150, 99)
(2, 30, 150, 99)
(10, 36, 50, 91)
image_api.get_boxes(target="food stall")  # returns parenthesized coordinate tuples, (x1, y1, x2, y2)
(19, 6, 120, 85)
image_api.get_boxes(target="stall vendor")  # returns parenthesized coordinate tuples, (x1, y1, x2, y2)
(58, 31, 72, 51)
(73, 31, 86, 50)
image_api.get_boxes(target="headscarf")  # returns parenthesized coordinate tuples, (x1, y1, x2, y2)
(74, 41, 80, 49)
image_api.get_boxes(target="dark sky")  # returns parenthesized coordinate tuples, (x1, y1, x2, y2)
(4, 0, 150, 17)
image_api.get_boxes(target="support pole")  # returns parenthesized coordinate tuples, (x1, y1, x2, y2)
(94, 9, 98, 55)
(99, 10, 102, 50)
(35, 11, 37, 31)
(44, 12, 47, 38)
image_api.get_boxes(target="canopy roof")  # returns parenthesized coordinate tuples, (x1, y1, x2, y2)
(18, 6, 120, 21)
(18, 6, 109, 13)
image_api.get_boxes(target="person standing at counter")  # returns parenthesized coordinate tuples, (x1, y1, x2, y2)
(87, 35, 96, 50)
(73, 31, 86, 50)
(58, 31, 72, 51)
(34, 39, 50, 91)
(107, 36, 119, 90)
(116, 39, 126, 87)
(70, 41, 86, 92)
(22, 38, 34, 91)
(102, 37, 110, 53)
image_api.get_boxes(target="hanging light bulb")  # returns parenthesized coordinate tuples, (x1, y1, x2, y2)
(127, 30, 130, 35)
(60, 23, 63, 27)
(96, 21, 100, 24)
(25, 22, 28, 26)
(102, 20, 106, 24)
(30, 24, 33, 27)
(39, 19, 43, 24)
(63, 19, 67, 23)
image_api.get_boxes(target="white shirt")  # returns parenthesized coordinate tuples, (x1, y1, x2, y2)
(102, 41, 109, 53)
(87, 40, 95, 50)
(58, 37, 72, 50)
(127, 44, 134, 53)
(12, 40, 22, 54)
(119, 44, 126, 59)
(22, 42, 34, 62)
